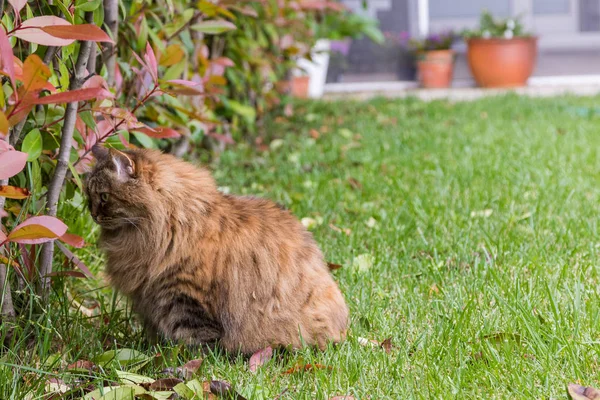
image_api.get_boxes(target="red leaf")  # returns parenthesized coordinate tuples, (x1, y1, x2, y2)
(207, 132, 235, 145)
(33, 87, 113, 105)
(144, 43, 158, 84)
(164, 79, 204, 95)
(82, 75, 109, 91)
(212, 57, 235, 67)
(249, 346, 273, 373)
(0, 148, 28, 180)
(56, 242, 94, 278)
(7, 216, 68, 244)
(59, 233, 85, 248)
(133, 127, 180, 139)
(0, 185, 29, 199)
(40, 24, 114, 43)
(299, 0, 346, 11)
(0, 28, 16, 92)
(8, 0, 27, 14)
(0, 230, 6, 244)
(12, 16, 74, 46)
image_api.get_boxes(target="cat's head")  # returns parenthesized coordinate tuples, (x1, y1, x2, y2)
(85, 146, 152, 230)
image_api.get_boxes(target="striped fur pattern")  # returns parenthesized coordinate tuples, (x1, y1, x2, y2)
(85, 146, 348, 354)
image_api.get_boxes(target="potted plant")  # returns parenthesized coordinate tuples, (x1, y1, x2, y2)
(402, 31, 456, 89)
(295, 10, 383, 96)
(463, 11, 538, 88)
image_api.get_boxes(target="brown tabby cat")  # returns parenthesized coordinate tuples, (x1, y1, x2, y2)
(85, 145, 348, 354)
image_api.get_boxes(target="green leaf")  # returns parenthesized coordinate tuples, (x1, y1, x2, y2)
(80, 110, 96, 131)
(93, 348, 149, 367)
(185, 379, 204, 395)
(68, 162, 84, 191)
(173, 383, 195, 399)
(89, 385, 146, 400)
(146, 392, 175, 400)
(191, 20, 236, 34)
(132, 132, 156, 149)
(116, 370, 155, 384)
(94, 4, 104, 28)
(21, 129, 42, 161)
(226, 100, 256, 122)
(76, 0, 102, 12)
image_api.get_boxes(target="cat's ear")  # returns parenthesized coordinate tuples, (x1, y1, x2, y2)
(92, 144, 109, 161)
(109, 149, 135, 181)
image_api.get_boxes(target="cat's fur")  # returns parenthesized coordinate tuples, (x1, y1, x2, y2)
(85, 146, 348, 354)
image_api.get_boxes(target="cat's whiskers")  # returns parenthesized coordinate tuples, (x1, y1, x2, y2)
(118, 216, 146, 235)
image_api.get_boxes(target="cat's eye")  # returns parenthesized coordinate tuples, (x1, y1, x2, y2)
(100, 193, 109, 202)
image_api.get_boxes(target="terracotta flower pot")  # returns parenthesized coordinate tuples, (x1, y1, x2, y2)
(291, 76, 310, 98)
(466, 37, 538, 88)
(416, 50, 455, 89)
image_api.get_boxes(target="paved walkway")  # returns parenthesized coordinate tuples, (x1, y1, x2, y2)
(323, 78, 600, 102)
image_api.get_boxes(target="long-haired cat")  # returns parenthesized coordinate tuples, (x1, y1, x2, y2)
(85, 146, 348, 354)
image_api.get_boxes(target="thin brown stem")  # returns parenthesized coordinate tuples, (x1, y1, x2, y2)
(102, 0, 118, 87)
(1, 130, 15, 320)
(38, 12, 95, 301)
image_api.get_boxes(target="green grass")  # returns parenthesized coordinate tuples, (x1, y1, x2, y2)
(4, 94, 600, 398)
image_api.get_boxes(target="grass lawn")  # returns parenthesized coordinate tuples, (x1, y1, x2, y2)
(3, 94, 600, 399)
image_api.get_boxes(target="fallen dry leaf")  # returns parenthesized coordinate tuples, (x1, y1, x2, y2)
(330, 397, 355, 400)
(329, 223, 351, 236)
(358, 336, 395, 353)
(44, 378, 69, 395)
(568, 384, 600, 400)
(149, 377, 183, 391)
(381, 337, 393, 354)
(249, 346, 273, 373)
(66, 360, 96, 371)
(327, 262, 342, 270)
(209, 380, 247, 399)
(347, 177, 362, 190)
(283, 363, 332, 375)
(309, 129, 320, 139)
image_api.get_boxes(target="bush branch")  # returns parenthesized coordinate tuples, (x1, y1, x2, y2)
(102, 0, 118, 86)
(38, 12, 95, 300)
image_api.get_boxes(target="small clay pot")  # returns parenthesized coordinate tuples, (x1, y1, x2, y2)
(291, 76, 310, 98)
(466, 37, 538, 88)
(416, 50, 455, 89)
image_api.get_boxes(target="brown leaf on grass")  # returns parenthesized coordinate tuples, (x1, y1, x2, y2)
(358, 337, 395, 353)
(249, 346, 273, 373)
(149, 377, 183, 391)
(208, 380, 247, 399)
(329, 223, 351, 236)
(162, 358, 204, 380)
(180, 358, 202, 379)
(66, 360, 96, 371)
(330, 397, 355, 400)
(327, 262, 342, 270)
(283, 363, 332, 375)
(568, 384, 600, 399)
(483, 332, 522, 347)
(309, 129, 320, 139)
(381, 337, 393, 354)
(347, 177, 362, 190)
